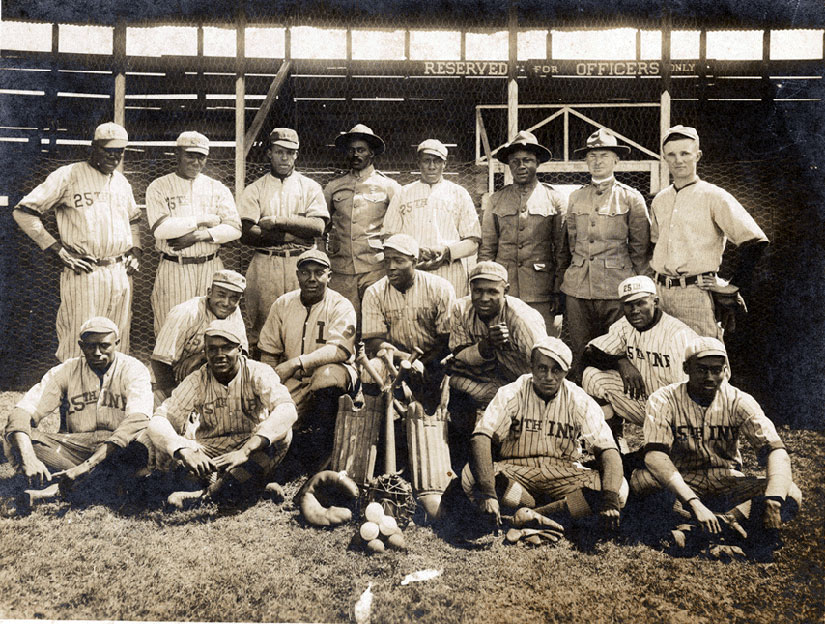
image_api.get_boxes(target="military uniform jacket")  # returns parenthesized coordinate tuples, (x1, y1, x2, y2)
(479, 182, 566, 303)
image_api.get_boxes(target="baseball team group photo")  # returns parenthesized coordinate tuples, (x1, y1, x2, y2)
(0, 1, 823, 623)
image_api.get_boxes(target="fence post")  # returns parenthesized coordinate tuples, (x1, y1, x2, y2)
(235, 6, 246, 203)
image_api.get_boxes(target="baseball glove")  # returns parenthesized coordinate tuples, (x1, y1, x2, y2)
(297, 470, 359, 527)
(707, 278, 748, 333)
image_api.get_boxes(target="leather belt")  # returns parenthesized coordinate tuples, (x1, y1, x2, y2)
(162, 251, 219, 265)
(255, 247, 309, 258)
(655, 272, 715, 288)
(90, 253, 129, 267)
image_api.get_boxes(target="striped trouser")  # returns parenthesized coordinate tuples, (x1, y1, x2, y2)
(581, 367, 646, 426)
(152, 256, 223, 336)
(56, 263, 132, 361)
(245, 254, 300, 347)
(19, 430, 112, 472)
(462, 456, 603, 505)
(656, 283, 722, 340)
(449, 372, 507, 408)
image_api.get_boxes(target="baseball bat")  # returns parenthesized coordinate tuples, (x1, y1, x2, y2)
(355, 349, 386, 389)
(377, 348, 399, 378)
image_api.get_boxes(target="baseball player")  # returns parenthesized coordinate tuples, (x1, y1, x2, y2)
(4, 317, 152, 507)
(258, 249, 357, 469)
(462, 336, 627, 529)
(559, 128, 651, 382)
(12, 122, 141, 361)
(151, 269, 248, 404)
(324, 124, 401, 319)
(382, 139, 481, 298)
(238, 127, 329, 353)
(581, 275, 698, 452)
(146, 319, 297, 507)
(361, 234, 455, 409)
(479, 131, 566, 335)
(650, 125, 769, 339)
(448, 261, 548, 437)
(631, 337, 801, 545)
(145, 131, 241, 335)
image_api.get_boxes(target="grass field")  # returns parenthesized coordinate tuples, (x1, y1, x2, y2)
(0, 389, 822, 624)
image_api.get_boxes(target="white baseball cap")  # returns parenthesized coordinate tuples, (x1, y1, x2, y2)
(79, 316, 120, 339)
(176, 131, 209, 155)
(531, 336, 573, 372)
(618, 275, 657, 302)
(684, 337, 727, 361)
(383, 234, 420, 260)
(93, 122, 128, 148)
(417, 139, 448, 160)
(204, 319, 243, 345)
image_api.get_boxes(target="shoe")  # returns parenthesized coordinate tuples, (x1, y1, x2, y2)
(167, 489, 205, 510)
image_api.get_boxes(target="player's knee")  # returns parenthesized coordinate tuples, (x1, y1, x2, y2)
(629, 467, 661, 497)
(308, 364, 350, 393)
(581, 366, 600, 395)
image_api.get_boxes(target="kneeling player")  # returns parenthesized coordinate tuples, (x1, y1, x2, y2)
(463, 336, 627, 530)
(145, 320, 297, 507)
(631, 337, 801, 550)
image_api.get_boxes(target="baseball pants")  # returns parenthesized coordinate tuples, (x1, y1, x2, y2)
(582, 367, 646, 426)
(15, 430, 113, 472)
(56, 263, 132, 362)
(564, 297, 624, 382)
(329, 267, 384, 322)
(284, 363, 355, 421)
(655, 283, 722, 340)
(151, 256, 223, 336)
(245, 254, 300, 347)
(527, 301, 562, 338)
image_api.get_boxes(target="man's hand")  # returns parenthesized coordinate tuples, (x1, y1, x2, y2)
(213, 448, 251, 472)
(418, 246, 451, 271)
(197, 214, 221, 228)
(274, 358, 303, 382)
(177, 447, 215, 478)
(20, 454, 52, 488)
(53, 462, 93, 494)
(168, 230, 208, 251)
(174, 353, 205, 383)
(599, 507, 621, 531)
(124, 250, 141, 275)
(258, 216, 284, 231)
(617, 358, 646, 400)
(56, 246, 94, 274)
(487, 323, 511, 350)
(688, 498, 721, 534)
(478, 496, 501, 527)
(763, 498, 783, 530)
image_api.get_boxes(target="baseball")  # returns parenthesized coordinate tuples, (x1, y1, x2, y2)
(366, 539, 385, 554)
(379, 515, 399, 536)
(365, 502, 385, 524)
(360, 521, 380, 541)
(386, 532, 407, 551)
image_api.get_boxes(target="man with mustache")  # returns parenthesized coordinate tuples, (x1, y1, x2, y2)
(13, 122, 142, 361)
(324, 124, 400, 321)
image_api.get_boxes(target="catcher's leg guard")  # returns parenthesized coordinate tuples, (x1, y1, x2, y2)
(406, 402, 456, 519)
(329, 393, 383, 487)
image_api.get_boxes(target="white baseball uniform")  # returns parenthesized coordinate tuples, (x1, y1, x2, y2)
(582, 312, 698, 425)
(145, 172, 241, 335)
(238, 171, 329, 346)
(462, 375, 618, 501)
(152, 295, 248, 368)
(15, 161, 140, 361)
(258, 288, 357, 412)
(6, 352, 152, 470)
(383, 179, 481, 297)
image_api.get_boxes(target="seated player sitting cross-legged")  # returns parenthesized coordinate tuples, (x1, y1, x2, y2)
(463, 336, 628, 531)
(630, 337, 802, 554)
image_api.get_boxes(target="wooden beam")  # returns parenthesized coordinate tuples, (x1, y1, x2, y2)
(234, 4, 246, 202)
(243, 59, 291, 157)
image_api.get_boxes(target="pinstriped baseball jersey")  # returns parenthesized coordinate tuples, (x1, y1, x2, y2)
(361, 271, 455, 353)
(588, 311, 698, 392)
(238, 171, 329, 250)
(643, 381, 785, 472)
(146, 173, 240, 257)
(152, 296, 248, 366)
(258, 288, 357, 363)
(382, 179, 481, 297)
(154, 357, 294, 443)
(449, 295, 547, 382)
(475, 375, 616, 462)
(10, 352, 152, 448)
(17, 161, 139, 258)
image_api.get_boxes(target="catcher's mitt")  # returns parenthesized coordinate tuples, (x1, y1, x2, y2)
(297, 470, 359, 527)
(362, 473, 417, 528)
(706, 278, 747, 333)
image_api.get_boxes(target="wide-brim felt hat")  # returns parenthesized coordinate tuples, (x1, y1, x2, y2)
(496, 130, 552, 164)
(334, 124, 385, 155)
(573, 128, 631, 157)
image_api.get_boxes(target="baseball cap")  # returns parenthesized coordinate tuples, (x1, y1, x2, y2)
(574, 128, 631, 157)
(297, 248, 331, 269)
(383, 234, 420, 260)
(417, 139, 448, 160)
(79, 316, 120, 339)
(684, 337, 727, 361)
(269, 128, 300, 150)
(204, 319, 243, 345)
(469, 260, 508, 283)
(176, 131, 209, 155)
(93, 122, 128, 148)
(496, 130, 552, 164)
(531, 336, 573, 372)
(211, 269, 246, 293)
(334, 124, 385, 155)
(663, 125, 700, 146)
(618, 275, 657, 302)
